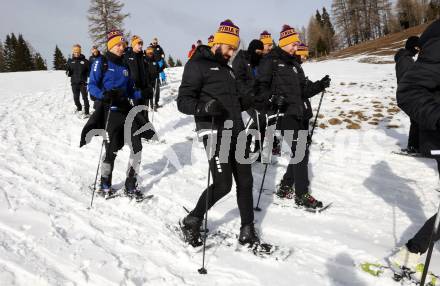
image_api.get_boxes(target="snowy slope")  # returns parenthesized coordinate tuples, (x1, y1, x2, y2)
(0, 58, 439, 286)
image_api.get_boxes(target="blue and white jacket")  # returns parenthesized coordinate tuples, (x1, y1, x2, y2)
(88, 52, 142, 102)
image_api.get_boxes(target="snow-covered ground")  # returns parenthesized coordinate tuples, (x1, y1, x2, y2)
(0, 56, 439, 286)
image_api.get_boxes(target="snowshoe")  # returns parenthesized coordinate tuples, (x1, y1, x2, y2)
(180, 215, 203, 247)
(124, 187, 144, 202)
(295, 193, 323, 209)
(238, 223, 260, 246)
(389, 246, 421, 272)
(275, 185, 295, 199)
(97, 184, 116, 199)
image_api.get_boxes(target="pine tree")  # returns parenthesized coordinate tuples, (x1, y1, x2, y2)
(316, 10, 324, 26)
(322, 7, 336, 50)
(34, 53, 47, 70)
(53, 45, 67, 70)
(88, 0, 130, 50)
(175, 59, 182, 67)
(15, 34, 34, 71)
(167, 55, 175, 67)
(0, 43, 5, 72)
(3, 33, 18, 72)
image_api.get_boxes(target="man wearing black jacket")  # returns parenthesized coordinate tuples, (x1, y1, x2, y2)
(394, 36, 421, 154)
(145, 46, 163, 110)
(232, 39, 265, 158)
(125, 35, 153, 119)
(177, 20, 258, 247)
(392, 19, 440, 272)
(255, 25, 330, 209)
(67, 44, 90, 117)
(150, 38, 167, 85)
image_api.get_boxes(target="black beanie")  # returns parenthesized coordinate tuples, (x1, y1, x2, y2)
(248, 39, 264, 53)
(248, 39, 264, 67)
(405, 36, 420, 55)
(419, 19, 440, 48)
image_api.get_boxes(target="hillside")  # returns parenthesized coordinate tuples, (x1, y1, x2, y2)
(329, 22, 432, 60)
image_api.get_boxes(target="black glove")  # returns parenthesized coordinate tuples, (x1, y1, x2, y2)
(271, 94, 286, 109)
(198, 99, 226, 116)
(142, 87, 154, 100)
(103, 89, 124, 104)
(319, 75, 331, 90)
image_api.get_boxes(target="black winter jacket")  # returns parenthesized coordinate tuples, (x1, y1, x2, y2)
(232, 50, 257, 105)
(150, 44, 165, 62)
(124, 49, 150, 89)
(255, 47, 305, 117)
(67, 54, 90, 85)
(255, 47, 323, 118)
(397, 37, 440, 156)
(394, 48, 416, 84)
(177, 45, 251, 133)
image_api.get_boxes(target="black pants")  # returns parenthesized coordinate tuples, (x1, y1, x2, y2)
(278, 116, 310, 196)
(72, 83, 89, 114)
(154, 78, 160, 106)
(406, 159, 440, 254)
(407, 119, 419, 150)
(246, 109, 267, 154)
(101, 109, 143, 189)
(191, 135, 254, 226)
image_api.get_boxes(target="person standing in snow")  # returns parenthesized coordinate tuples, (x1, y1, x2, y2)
(276, 43, 328, 200)
(255, 25, 330, 209)
(145, 46, 163, 111)
(394, 36, 421, 155)
(66, 44, 90, 118)
(188, 44, 197, 59)
(124, 35, 153, 119)
(80, 29, 151, 200)
(232, 39, 265, 158)
(392, 19, 440, 272)
(177, 20, 258, 247)
(89, 46, 103, 69)
(149, 37, 167, 86)
(88, 46, 104, 108)
(260, 31, 274, 55)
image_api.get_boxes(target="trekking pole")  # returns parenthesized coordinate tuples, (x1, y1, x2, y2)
(254, 108, 281, 212)
(420, 168, 440, 285)
(308, 90, 325, 147)
(198, 116, 215, 275)
(151, 78, 159, 124)
(89, 101, 112, 209)
(255, 110, 262, 159)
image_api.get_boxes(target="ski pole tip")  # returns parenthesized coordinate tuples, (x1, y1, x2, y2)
(254, 207, 262, 212)
(198, 268, 207, 274)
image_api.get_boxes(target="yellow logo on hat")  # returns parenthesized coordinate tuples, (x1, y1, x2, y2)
(280, 29, 296, 38)
(218, 26, 239, 36)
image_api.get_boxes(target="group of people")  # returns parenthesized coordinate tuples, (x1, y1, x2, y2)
(389, 19, 440, 276)
(177, 20, 330, 247)
(75, 31, 167, 199)
(66, 36, 167, 119)
(69, 18, 440, 276)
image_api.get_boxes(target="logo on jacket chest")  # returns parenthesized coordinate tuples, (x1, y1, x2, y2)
(123, 69, 129, 77)
(292, 66, 298, 73)
(80, 61, 85, 65)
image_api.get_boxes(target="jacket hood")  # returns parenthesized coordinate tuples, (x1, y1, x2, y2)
(418, 37, 440, 64)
